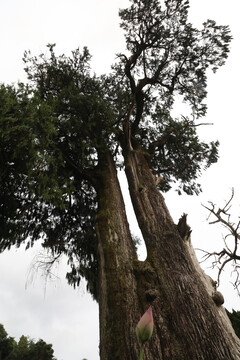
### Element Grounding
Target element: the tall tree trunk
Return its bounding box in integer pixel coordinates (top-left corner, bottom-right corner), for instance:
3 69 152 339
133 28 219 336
93 147 240 360
122 143 240 360
94 151 140 360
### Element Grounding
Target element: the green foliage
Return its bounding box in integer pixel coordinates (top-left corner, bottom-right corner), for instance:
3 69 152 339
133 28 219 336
0 0 232 298
0 324 15 359
0 324 56 360
226 309 240 338
148 115 219 194
114 0 230 192
0 48 106 299
119 0 231 118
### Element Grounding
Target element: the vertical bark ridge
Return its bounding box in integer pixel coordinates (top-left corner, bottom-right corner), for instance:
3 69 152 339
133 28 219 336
123 145 240 359
95 151 140 360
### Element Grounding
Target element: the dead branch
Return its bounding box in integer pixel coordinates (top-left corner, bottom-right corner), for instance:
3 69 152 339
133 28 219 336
26 251 62 295
201 188 240 294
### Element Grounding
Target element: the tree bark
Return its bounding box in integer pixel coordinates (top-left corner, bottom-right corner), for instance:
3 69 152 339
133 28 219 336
94 151 140 359
93 146 240 360
122 143 240 360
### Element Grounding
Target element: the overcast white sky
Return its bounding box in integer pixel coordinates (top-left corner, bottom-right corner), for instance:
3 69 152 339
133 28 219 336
0 1 240 359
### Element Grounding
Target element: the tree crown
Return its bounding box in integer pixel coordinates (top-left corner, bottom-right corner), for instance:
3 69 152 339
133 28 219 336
0 0 232 298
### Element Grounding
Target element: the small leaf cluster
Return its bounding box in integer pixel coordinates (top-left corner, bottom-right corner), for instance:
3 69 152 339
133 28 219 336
148 115 219 194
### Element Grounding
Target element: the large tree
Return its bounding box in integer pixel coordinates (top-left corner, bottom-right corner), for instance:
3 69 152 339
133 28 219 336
1 0 239 359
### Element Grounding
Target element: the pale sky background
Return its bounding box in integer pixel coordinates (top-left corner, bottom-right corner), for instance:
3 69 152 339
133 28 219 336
0 1 240 359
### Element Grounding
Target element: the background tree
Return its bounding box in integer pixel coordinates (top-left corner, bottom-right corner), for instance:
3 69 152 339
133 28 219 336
0 324 15 360
0 0 239 359
28 338 56 360
15 336 29 360
226 310 240 339
0 324 56 360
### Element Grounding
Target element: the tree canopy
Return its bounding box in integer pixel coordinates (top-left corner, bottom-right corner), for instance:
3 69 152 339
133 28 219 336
0 324 56 360
0 0 232 300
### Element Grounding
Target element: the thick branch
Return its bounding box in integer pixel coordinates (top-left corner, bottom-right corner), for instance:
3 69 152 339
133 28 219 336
148 130 175 156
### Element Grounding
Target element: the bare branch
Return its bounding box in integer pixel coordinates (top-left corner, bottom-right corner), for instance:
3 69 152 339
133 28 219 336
201 189 240 293
26 250 62 296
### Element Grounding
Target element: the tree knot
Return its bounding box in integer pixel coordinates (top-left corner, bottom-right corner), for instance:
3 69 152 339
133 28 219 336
212 291 224 307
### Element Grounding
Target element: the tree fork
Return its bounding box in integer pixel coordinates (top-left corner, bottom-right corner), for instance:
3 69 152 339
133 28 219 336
122 144 240 359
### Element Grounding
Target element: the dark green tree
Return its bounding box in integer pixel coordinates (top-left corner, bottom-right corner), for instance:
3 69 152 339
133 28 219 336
28 338 56 360
226 309 240 339
0 324 16 360
0 325 56 360
14 336 29 360
1 1 239 359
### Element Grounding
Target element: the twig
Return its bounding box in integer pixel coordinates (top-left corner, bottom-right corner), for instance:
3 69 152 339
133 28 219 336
200 189 240 293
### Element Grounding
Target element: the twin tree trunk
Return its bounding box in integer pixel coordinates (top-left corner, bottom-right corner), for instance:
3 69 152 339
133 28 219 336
94 148 240 360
